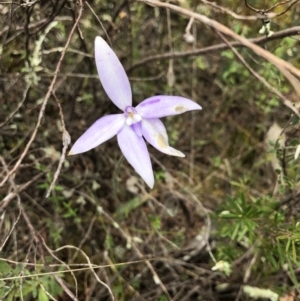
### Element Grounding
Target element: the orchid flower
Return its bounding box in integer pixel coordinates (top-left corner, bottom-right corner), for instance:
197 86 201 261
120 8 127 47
69 36 202 188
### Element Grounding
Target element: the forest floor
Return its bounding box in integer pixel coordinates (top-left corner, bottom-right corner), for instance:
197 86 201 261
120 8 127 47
1 0 300 300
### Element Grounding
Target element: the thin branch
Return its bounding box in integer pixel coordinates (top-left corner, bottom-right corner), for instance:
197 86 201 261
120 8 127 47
85 1 112 47
137 0 300 115
202 0 275 20
0 156 22 252
265 0 293 12
45 93 71 198
0 83 30 128
244 0 263 13
127 26 300 72
20 206 79 301
0 1 83 187
53 245 115 301
215 30 298 118
81 192 173 301
275 0 300 17
244 0 297 13
0 167 48 211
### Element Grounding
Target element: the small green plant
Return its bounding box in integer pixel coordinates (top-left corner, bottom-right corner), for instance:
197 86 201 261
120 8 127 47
216 189 300 288
0 260 63 301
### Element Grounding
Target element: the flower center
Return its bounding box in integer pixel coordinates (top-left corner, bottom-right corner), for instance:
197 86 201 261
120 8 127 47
124 106 142 126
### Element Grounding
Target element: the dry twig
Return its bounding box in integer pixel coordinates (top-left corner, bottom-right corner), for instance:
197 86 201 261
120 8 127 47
128 26 300 72
137 0 300 116
0 1 83 188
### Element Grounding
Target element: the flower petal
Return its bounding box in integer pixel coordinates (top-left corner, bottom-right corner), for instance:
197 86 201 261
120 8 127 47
131 122 142 137
95 36 132 110
117 125 154 188
142 119 185 157
136 96 202 118
69 114 125 155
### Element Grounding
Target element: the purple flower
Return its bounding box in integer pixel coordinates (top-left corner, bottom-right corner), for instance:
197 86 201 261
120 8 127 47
69 36 202 188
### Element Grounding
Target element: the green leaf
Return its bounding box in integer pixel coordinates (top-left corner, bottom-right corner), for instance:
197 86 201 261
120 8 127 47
231 223 240 240
221 50 234 59
287 258 298 286
38 287 49 301
116 197 146 218
149 215 161 230
0 260 12 275
237 224 248 241
196 56 208 70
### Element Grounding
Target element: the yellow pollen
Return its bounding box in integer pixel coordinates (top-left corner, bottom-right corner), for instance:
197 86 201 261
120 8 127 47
157 134 167 148
174 105 186 113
